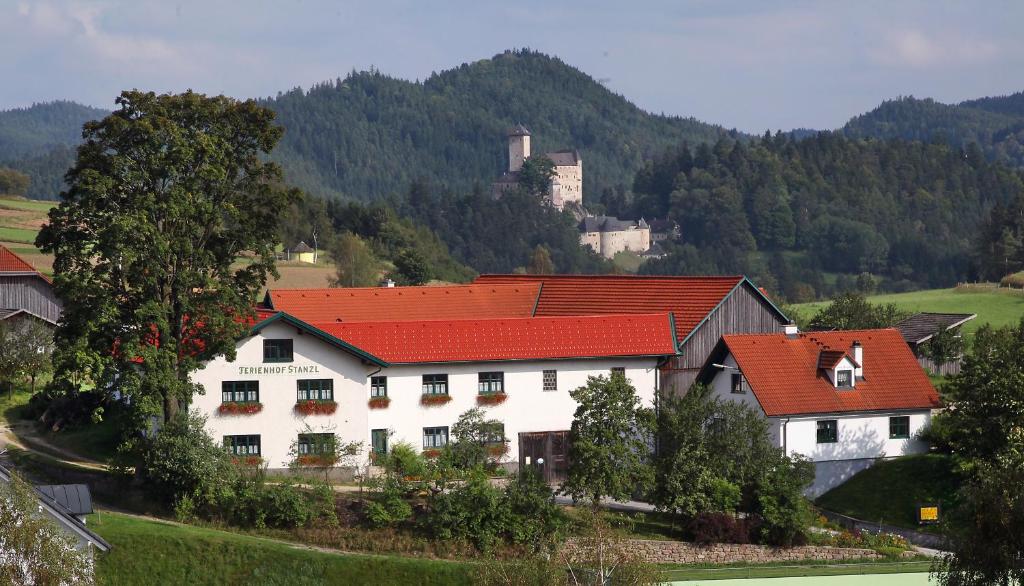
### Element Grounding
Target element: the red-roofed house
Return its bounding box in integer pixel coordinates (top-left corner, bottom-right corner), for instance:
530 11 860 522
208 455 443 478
0 244 61 325
191 311 678 480
697 326 941 496
475 274 790 392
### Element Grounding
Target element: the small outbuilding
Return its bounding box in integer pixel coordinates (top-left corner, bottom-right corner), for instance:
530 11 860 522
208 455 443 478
894 312 975 375
287 241 316 264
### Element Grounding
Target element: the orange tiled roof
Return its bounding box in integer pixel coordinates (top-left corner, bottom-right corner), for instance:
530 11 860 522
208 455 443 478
0 244 41 274
719 329 940 417
474 274 764 340
264 283 542 323
314 313 678 364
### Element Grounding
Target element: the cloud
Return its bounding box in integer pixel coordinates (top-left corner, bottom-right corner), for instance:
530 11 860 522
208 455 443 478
871 29 1000 68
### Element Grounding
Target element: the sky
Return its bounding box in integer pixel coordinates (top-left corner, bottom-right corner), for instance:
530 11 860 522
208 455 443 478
2 0 1023 132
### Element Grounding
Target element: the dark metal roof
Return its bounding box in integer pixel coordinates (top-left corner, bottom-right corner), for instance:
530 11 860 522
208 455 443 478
579 215 640 233
0 465 111 552
895 312 977 345
545 149 580 166
507 123 531 136
37 484 93 516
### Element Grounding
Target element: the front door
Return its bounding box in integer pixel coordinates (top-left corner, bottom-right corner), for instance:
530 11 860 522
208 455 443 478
518 431 571 483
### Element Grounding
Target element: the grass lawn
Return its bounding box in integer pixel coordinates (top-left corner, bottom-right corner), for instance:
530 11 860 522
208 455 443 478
816 454 959 531
89 511 475 586
792 286 1024 338
0 197 56 213
0 387 33 425
660 559 932 581
0 225 40 243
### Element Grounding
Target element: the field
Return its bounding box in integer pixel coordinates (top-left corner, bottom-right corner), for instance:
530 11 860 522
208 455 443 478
88 511 475 586
792 285 1024 336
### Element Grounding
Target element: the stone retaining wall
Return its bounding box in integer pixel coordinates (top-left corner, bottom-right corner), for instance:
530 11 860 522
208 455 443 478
566 539 880 565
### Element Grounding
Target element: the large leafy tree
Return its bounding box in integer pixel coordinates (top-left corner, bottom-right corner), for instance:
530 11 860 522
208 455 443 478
807 293 909 331
37 90 300 423
563 373 653 505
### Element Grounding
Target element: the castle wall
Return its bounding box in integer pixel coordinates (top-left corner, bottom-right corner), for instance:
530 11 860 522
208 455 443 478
581 227 651 259
552 164 582 208
509 135 530 173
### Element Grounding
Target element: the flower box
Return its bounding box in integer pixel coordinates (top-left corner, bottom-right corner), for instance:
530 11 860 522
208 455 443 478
232 455 264 467
368 396 391 409
487 443 510 457
420 394 452 407
296 454 336 467
218 402 263 416
476 392 508 406
422 448 442 459
294 400 338 416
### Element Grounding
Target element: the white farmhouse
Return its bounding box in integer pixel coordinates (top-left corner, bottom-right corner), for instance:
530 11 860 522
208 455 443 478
191 311 677 483
697 327 941 497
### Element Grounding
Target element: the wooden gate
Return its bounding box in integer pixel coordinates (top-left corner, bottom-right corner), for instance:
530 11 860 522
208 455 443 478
518 431 571 484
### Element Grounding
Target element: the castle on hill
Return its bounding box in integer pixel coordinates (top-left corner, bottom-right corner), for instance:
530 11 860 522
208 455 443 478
491 125 656 259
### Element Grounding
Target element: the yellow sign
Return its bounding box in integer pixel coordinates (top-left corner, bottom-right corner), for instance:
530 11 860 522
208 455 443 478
919 506 939 523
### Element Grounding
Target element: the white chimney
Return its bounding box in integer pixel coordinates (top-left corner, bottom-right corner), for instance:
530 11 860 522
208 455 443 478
852 341 863 377
784 323 799 339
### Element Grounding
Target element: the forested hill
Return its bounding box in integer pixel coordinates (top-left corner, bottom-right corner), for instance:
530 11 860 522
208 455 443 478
842 93 1024 168
0 101 109 198
628 133 1024 301
263 50 733 201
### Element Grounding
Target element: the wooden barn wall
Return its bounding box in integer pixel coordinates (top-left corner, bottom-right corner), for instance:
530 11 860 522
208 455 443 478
662 284 786 396
0 276 62 323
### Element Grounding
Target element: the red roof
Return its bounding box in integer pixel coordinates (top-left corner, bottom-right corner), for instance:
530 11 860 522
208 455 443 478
0 244 42 274
718 329 940 416
313 313 678 363
264 284 541 323
474 274 765 340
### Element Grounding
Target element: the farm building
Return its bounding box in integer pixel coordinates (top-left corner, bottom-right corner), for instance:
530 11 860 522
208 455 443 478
698 327 941 496
0 244 61 325
895 312 975 375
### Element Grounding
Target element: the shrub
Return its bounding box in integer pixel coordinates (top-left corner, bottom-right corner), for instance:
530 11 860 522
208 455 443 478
504 469 565 548
707 477 742 513
754 455 814 546
423 470 509 551
380 442 429 480
687 512 753 544
365 477 414 528
262 481 313 528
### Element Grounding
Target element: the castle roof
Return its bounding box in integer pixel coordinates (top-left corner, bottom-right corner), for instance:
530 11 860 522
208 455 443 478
579 215 641 233
546 150 580 166
494 171 521 184
507 123 531 137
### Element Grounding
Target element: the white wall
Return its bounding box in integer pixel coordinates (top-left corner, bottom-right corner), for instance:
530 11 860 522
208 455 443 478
191 321 375 468
368 357 658 462
193 324 660 468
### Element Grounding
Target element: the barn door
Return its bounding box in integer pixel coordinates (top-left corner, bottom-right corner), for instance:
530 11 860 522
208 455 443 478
519 431 571 483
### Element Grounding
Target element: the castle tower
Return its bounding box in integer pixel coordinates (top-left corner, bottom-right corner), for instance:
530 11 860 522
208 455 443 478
507 123 531 173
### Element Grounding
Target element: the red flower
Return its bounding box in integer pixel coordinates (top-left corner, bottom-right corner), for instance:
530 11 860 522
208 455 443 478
218 402 263 416
422 448 442 459
476 393 508 406
297 454 337 467
487 443 510 457
232 456 264 467
420 394 452 407
368 396 391 409
294 400 338 415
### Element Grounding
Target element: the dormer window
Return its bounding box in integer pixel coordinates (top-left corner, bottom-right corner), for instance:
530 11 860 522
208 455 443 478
836 369 853 389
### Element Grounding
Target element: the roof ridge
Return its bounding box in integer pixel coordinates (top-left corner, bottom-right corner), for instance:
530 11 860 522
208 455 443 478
309 311 673 327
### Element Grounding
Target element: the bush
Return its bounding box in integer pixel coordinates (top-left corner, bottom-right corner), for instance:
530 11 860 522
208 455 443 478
423 470 509 551
708 478 742 513
754 455 814 546
381 441 429 480
365 477 414 528
686 512 760 544
134 410 238 507
262 481 313 528
503 469 565 548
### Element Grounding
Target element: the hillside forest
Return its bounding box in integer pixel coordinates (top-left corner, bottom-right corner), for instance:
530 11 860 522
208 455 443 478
2 50 1024 300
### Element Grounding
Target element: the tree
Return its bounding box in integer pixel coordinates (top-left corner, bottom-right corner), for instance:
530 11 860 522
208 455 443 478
517 156 556 199
0 470 94 585
526 245 555 275
288 425 363 482
808 293 910 331
0 167 30 195
392 248 432 285
328 232 381 287
563 373 653 505
752 453 815 546
37 90 300 423
17 319 53 394
923 326 965 371
0 321 29 399
444 408 507 470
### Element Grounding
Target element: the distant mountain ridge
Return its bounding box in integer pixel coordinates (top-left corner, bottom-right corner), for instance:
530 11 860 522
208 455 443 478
842 92 1024 168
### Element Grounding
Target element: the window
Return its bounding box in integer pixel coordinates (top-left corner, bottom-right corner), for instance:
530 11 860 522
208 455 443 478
221 381 259 403
889 416 910 439
730 373 744 394
422 426 449 449
610 367 626 378
836 370 853 388
816 420 838 444
370 376 388 398
297 379 333 402
263 339 293 362
484 423 506 445
543 369 557 392
422 374 448 395
478 372 504 394
371 429 388 455
297 433 334 455
224 435 261 456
